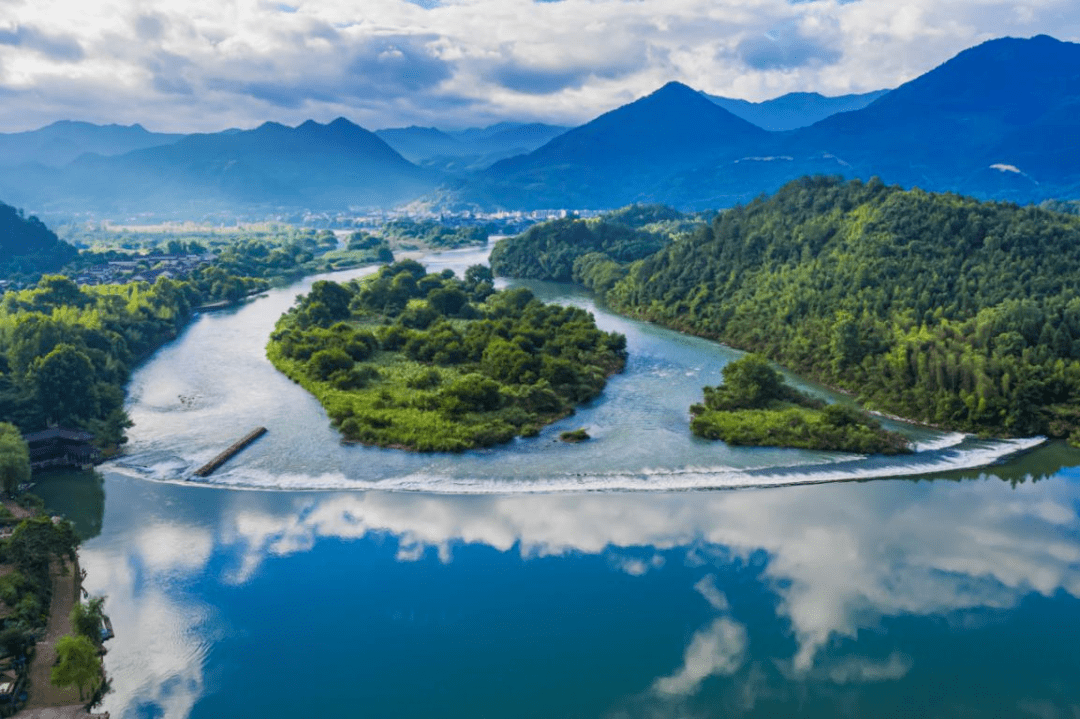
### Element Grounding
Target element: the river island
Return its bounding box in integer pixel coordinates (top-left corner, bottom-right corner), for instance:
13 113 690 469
267 260 627 451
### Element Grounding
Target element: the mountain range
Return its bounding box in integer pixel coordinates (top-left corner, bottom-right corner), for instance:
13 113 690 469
704 90 889 131
0 118 438 218
454 34 1080 210
0 34 1076 220
0 121 183 168
374 122 570 170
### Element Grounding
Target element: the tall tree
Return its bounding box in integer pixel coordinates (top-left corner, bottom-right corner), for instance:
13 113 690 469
51 634 102 700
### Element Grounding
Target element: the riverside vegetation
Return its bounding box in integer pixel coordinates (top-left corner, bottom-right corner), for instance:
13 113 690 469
491 176 1080 442
690 354 910 453
266 260 627 451
0 213 396 452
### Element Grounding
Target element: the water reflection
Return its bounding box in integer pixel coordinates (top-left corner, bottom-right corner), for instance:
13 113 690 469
216 475 1080 672
32 469 105 539
81 524 212 719
85 454 1080 718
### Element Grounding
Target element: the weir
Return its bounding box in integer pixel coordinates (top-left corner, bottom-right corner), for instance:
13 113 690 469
193 427 268 477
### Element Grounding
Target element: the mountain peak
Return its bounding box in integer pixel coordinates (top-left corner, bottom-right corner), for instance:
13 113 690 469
595 80 767 137
653 80 697 95
639 81 716 108
328 117 358 130
488 77 768 183
867 33 1079 117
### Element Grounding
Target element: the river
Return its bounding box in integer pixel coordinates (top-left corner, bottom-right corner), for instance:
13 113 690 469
45 243 1080 718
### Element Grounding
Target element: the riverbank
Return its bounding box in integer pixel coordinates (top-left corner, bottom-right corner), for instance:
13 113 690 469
22 557 84 713
0 497 107 717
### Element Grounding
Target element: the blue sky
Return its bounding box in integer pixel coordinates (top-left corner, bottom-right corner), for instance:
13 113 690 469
0 0 1076 133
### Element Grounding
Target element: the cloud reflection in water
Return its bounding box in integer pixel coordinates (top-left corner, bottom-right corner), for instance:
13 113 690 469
87 469 1080 717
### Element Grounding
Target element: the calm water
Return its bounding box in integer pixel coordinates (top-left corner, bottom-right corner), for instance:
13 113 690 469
47 244 1080 718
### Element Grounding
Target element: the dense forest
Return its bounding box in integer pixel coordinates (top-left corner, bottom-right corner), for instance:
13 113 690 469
488 204 700 285
690 354 910 453
0 202 78 280
0 220 385 450
493 177 1080 440
267 260 626 451
378 219 490 250
0 275 201 449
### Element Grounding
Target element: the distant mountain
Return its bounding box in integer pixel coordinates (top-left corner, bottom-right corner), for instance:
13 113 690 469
374 126 465 164
446 35 1080 211
5 35 1077 219
457 82 771 209
447 122 569 155
788 34 1080 199
0 201 77 276
0 118 441 218
376 122 569 171
705 90 889 131
0 121 183 168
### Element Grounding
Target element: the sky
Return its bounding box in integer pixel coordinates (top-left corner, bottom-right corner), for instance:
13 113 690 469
0 0 1077 134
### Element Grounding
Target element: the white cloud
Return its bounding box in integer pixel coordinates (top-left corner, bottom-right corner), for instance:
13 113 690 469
205 475 1080 680
652 617 749 695
133 522 214 575
824 652 914 684
0 0 1077 131
694 574 730 611
75 462 1080 717
80 541 211 719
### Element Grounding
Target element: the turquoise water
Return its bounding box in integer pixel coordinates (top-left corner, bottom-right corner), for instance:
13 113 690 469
59 244 1080 718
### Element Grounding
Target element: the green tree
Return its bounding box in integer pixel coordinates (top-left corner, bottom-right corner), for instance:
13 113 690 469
70 595 107 642
51 634 102 700
0 422 30 494
31 343 98 425
705 354 785 410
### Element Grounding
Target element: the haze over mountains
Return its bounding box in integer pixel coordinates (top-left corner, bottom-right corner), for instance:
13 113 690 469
0 34 1076 220
0 118 438 219
374 123 570 171
705 90 889 132
0 121 184 168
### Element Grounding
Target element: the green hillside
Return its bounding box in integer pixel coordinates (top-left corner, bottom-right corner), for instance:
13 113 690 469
0 202 78 278
495 176 1080 439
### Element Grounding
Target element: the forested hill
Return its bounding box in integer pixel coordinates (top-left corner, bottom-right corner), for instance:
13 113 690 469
488 204 698 284
0 201 78 277
495 177 1080 439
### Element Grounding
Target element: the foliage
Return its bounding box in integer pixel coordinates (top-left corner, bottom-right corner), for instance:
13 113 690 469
0 202 78 281
51 633 102 700
0 625 34 659
689 355 910 453
0 274 200 440
70 595 107 642
5 515 79 572
0 422 30 494
1039 199 1080 216
559 428 590 443
0 516 81 630
267 261 627 451
496 176 1080 438
0 215 365 447
378 219 490 250
489 209 684 283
